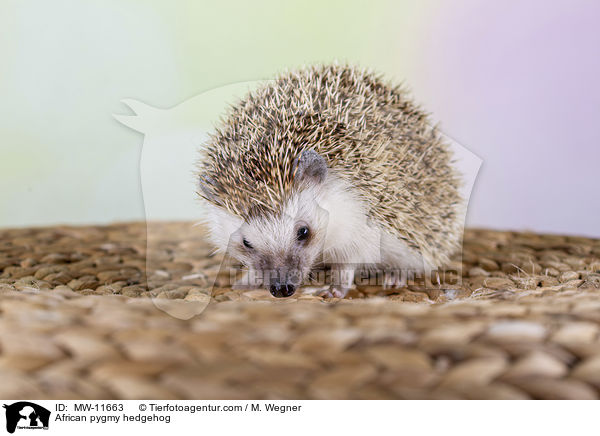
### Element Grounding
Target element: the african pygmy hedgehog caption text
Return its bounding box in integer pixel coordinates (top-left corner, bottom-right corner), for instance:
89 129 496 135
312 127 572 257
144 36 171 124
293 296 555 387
2 401 303 434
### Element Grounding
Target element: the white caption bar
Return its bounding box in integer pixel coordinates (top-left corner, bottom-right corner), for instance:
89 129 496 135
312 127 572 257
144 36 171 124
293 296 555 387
0 400 596 436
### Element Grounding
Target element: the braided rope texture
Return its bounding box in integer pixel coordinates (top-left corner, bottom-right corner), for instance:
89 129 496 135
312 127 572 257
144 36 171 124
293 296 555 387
1 222 599 399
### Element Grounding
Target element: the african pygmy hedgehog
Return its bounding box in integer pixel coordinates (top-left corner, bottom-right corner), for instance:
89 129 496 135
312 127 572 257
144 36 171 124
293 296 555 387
197 64 463 298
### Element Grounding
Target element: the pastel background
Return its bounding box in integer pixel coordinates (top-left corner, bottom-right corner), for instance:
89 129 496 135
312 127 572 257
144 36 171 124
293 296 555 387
1 0 599 236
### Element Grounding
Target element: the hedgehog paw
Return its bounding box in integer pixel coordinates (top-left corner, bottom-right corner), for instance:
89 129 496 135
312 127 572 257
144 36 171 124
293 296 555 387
319 286 350 299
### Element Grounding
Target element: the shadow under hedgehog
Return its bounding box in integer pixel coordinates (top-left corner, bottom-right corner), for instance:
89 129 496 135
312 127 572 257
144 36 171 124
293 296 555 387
197 64 464 298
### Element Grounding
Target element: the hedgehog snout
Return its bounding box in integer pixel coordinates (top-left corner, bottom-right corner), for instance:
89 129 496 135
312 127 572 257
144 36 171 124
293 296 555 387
267 268 302 298
269 282 295 298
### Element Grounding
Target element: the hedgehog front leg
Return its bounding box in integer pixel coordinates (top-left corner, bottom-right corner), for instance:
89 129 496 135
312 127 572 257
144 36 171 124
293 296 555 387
320 265 355 298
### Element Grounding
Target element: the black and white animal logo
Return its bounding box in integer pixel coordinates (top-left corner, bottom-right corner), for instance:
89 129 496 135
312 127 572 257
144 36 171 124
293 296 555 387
3 402 50 434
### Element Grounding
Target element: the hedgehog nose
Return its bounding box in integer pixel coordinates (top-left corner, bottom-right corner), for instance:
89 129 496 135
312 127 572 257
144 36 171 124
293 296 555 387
270 283 295 298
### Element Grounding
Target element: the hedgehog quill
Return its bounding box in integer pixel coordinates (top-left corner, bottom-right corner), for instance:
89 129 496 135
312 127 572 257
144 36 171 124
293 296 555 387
197 64 463 298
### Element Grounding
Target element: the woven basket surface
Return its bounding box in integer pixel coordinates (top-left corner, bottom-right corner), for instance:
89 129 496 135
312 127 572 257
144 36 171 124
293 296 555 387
1 222 599 399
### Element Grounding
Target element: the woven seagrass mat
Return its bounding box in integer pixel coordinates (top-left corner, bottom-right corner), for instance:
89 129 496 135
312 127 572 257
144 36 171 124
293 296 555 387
1 222 599 399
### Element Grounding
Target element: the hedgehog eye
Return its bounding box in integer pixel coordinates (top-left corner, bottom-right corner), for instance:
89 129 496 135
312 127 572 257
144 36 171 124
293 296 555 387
242 238 253 249
296 226 310 241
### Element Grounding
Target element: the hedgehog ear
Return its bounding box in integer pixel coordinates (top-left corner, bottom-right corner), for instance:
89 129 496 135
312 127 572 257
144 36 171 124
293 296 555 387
294 150 328 185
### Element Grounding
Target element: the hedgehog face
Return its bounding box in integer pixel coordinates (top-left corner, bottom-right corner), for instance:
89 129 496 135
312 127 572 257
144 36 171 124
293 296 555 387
230 191 330 297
